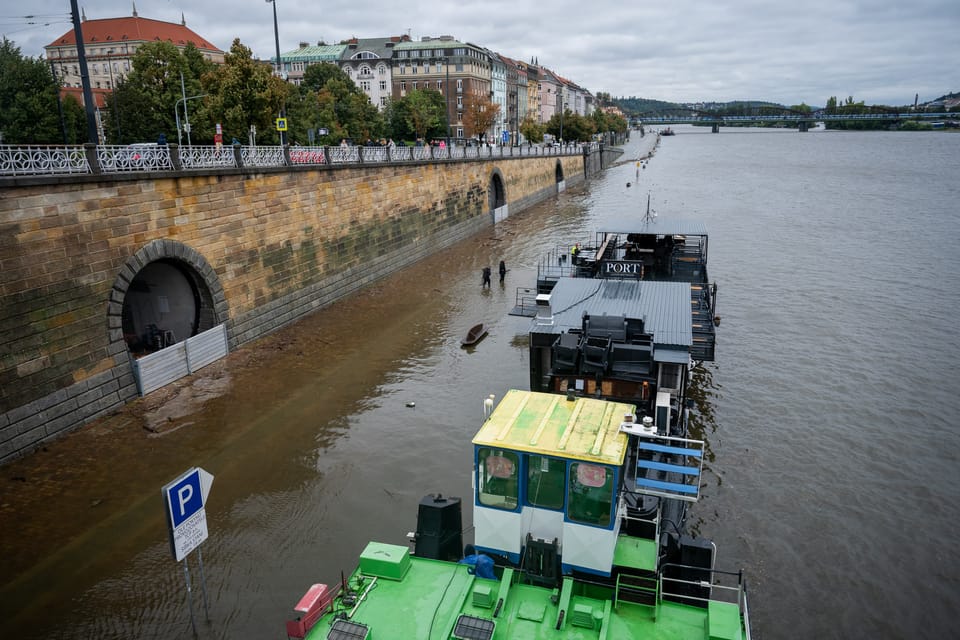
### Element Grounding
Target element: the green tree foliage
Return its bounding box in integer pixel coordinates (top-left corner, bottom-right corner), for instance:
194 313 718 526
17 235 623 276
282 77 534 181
201 39 286 145
546 108 595 142
280 62 384 145
0 38 65 144
519 115 545 143
591 109 627 135
101 41 215 145
402 89 446 141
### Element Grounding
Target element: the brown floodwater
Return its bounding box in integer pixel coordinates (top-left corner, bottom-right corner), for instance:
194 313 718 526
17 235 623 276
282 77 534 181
1 136 658 639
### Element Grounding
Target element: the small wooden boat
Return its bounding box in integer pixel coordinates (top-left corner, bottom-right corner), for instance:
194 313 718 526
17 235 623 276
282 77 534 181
460 323 488 347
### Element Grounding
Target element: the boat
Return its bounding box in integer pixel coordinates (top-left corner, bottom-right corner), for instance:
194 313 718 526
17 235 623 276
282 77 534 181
461 323 489 347
513 195 718 362
284 390 751 639
505 197 720 573
661 127 675 136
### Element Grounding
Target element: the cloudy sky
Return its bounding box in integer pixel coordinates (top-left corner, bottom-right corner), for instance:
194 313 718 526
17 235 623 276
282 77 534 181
4 0 958 107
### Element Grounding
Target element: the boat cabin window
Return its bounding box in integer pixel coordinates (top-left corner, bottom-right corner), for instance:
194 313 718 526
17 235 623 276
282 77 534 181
659 363 683 391
477 448 519 510
567 463 614 527
525 455 565 510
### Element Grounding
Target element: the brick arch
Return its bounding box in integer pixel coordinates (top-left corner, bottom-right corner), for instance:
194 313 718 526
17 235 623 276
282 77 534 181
106 239 230 351
488 168 507 209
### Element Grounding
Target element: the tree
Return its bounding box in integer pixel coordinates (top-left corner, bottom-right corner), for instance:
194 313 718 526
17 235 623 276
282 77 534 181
461 92 500 141
519 115 545 143
402 89 446 141
101 41 211 145
0 38 65 144
201 39 285 145
546 108 595 142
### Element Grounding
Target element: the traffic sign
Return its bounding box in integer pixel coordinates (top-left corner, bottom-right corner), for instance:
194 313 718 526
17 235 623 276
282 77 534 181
276 117 288 131
163 467 214 561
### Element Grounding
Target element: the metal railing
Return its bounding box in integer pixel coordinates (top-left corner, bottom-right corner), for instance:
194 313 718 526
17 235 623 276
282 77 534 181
0 141 595 178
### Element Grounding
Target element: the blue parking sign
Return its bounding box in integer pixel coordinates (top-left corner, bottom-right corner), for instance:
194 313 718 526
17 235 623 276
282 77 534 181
166 469 204 527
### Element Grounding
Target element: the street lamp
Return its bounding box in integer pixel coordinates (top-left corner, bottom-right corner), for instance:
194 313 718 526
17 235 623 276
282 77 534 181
444 53 451 147
176 72 207 146
266 0 286 146
106 49 122 143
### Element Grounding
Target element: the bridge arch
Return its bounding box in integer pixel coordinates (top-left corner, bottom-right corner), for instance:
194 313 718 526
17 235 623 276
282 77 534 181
109 239 229 354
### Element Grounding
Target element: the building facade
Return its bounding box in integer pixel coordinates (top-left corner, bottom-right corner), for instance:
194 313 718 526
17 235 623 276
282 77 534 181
45 9 224 97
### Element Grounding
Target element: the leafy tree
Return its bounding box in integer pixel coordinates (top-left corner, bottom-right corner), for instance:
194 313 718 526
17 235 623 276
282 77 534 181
461 92 500 141
0 38 65 144
201 39 286 145
403 89 446 141
519 115 545 143
384 97 415 142
101 41 206 144
546 108 595 142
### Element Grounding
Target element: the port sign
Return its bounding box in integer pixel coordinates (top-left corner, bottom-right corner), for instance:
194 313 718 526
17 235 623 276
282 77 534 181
163 467 214 562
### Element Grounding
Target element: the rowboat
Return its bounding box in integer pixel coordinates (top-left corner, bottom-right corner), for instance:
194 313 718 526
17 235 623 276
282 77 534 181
461 323 488 347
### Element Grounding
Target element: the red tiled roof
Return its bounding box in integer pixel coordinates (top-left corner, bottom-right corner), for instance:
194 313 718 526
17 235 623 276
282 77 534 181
47 16 222 53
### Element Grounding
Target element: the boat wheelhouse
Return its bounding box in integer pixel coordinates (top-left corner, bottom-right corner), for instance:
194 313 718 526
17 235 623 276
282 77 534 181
285 390 751 640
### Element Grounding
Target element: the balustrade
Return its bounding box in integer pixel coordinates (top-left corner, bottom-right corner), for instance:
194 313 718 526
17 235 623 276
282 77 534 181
0 141 595 178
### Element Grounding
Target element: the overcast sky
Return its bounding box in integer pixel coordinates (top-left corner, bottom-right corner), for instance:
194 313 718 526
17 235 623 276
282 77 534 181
4 0 958 107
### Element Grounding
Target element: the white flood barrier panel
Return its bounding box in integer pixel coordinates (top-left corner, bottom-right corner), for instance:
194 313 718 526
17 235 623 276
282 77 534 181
134 324 228 395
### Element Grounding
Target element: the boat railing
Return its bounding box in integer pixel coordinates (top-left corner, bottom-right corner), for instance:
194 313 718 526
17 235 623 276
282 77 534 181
658 562 748 611
512 287 540 316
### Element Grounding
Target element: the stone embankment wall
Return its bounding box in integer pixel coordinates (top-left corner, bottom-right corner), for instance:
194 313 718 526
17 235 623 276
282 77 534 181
0 150 607 464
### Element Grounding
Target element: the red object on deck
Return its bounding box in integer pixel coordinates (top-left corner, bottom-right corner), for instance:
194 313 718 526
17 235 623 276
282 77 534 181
285 583 335 639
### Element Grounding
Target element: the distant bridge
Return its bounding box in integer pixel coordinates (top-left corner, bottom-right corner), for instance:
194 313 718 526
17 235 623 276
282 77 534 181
631 106 953 132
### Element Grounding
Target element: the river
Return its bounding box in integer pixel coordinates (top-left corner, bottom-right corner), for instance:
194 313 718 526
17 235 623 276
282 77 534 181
1 127 957 639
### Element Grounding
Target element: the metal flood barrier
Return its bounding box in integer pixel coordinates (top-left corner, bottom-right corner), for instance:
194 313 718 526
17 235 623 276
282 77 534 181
132 324 228 396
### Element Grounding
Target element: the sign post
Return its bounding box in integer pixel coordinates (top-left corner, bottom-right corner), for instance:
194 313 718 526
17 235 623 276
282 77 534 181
163 467 214 633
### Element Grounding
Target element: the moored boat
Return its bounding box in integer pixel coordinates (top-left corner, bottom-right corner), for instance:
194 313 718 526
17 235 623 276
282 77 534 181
461 323 489 347
285 390 750 639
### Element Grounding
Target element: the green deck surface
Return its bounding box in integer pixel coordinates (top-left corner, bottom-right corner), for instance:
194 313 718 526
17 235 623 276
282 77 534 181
613 535 659 573
302 547 744 640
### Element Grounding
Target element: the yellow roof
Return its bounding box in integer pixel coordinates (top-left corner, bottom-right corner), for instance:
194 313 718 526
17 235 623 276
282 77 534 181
473 390 632 465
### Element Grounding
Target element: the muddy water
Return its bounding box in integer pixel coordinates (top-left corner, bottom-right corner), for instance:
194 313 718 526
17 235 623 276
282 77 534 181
0 137 658 639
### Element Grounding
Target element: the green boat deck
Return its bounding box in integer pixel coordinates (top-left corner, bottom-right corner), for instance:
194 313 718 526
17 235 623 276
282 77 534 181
302 542 744 640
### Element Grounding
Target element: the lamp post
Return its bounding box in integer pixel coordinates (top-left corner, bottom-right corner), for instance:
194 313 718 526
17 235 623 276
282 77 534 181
559 98 564 145
107 49 121 143
266 0 286 146
445 53 451 147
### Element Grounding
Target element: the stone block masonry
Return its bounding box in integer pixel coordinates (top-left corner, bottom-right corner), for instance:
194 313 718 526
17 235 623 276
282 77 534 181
0 150 602 464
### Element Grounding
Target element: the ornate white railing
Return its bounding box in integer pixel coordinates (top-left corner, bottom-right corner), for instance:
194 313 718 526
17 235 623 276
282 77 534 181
0 145 90 176
179 145 235 169
0 141 596 178
97 144 174 173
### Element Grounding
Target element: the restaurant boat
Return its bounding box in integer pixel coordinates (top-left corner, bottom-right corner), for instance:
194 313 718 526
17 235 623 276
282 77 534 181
285 390 750 639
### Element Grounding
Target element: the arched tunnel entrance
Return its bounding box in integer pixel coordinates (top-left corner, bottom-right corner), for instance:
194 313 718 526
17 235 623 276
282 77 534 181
121 259 216 353
489 170 508 223
111 239 230 394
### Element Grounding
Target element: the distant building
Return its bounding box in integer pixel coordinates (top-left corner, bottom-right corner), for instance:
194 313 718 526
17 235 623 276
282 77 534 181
45 7 223 104
391 36 492 141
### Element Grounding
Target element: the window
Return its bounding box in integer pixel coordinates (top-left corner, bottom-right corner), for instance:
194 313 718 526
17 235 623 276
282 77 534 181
379 81 386 91
567 463 614 527
400 81 406 91
477 448 519 510
436 62 442 73
526 456 565 509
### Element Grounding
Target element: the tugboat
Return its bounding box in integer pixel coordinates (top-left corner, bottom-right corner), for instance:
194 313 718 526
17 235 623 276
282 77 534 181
284 390 751 639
